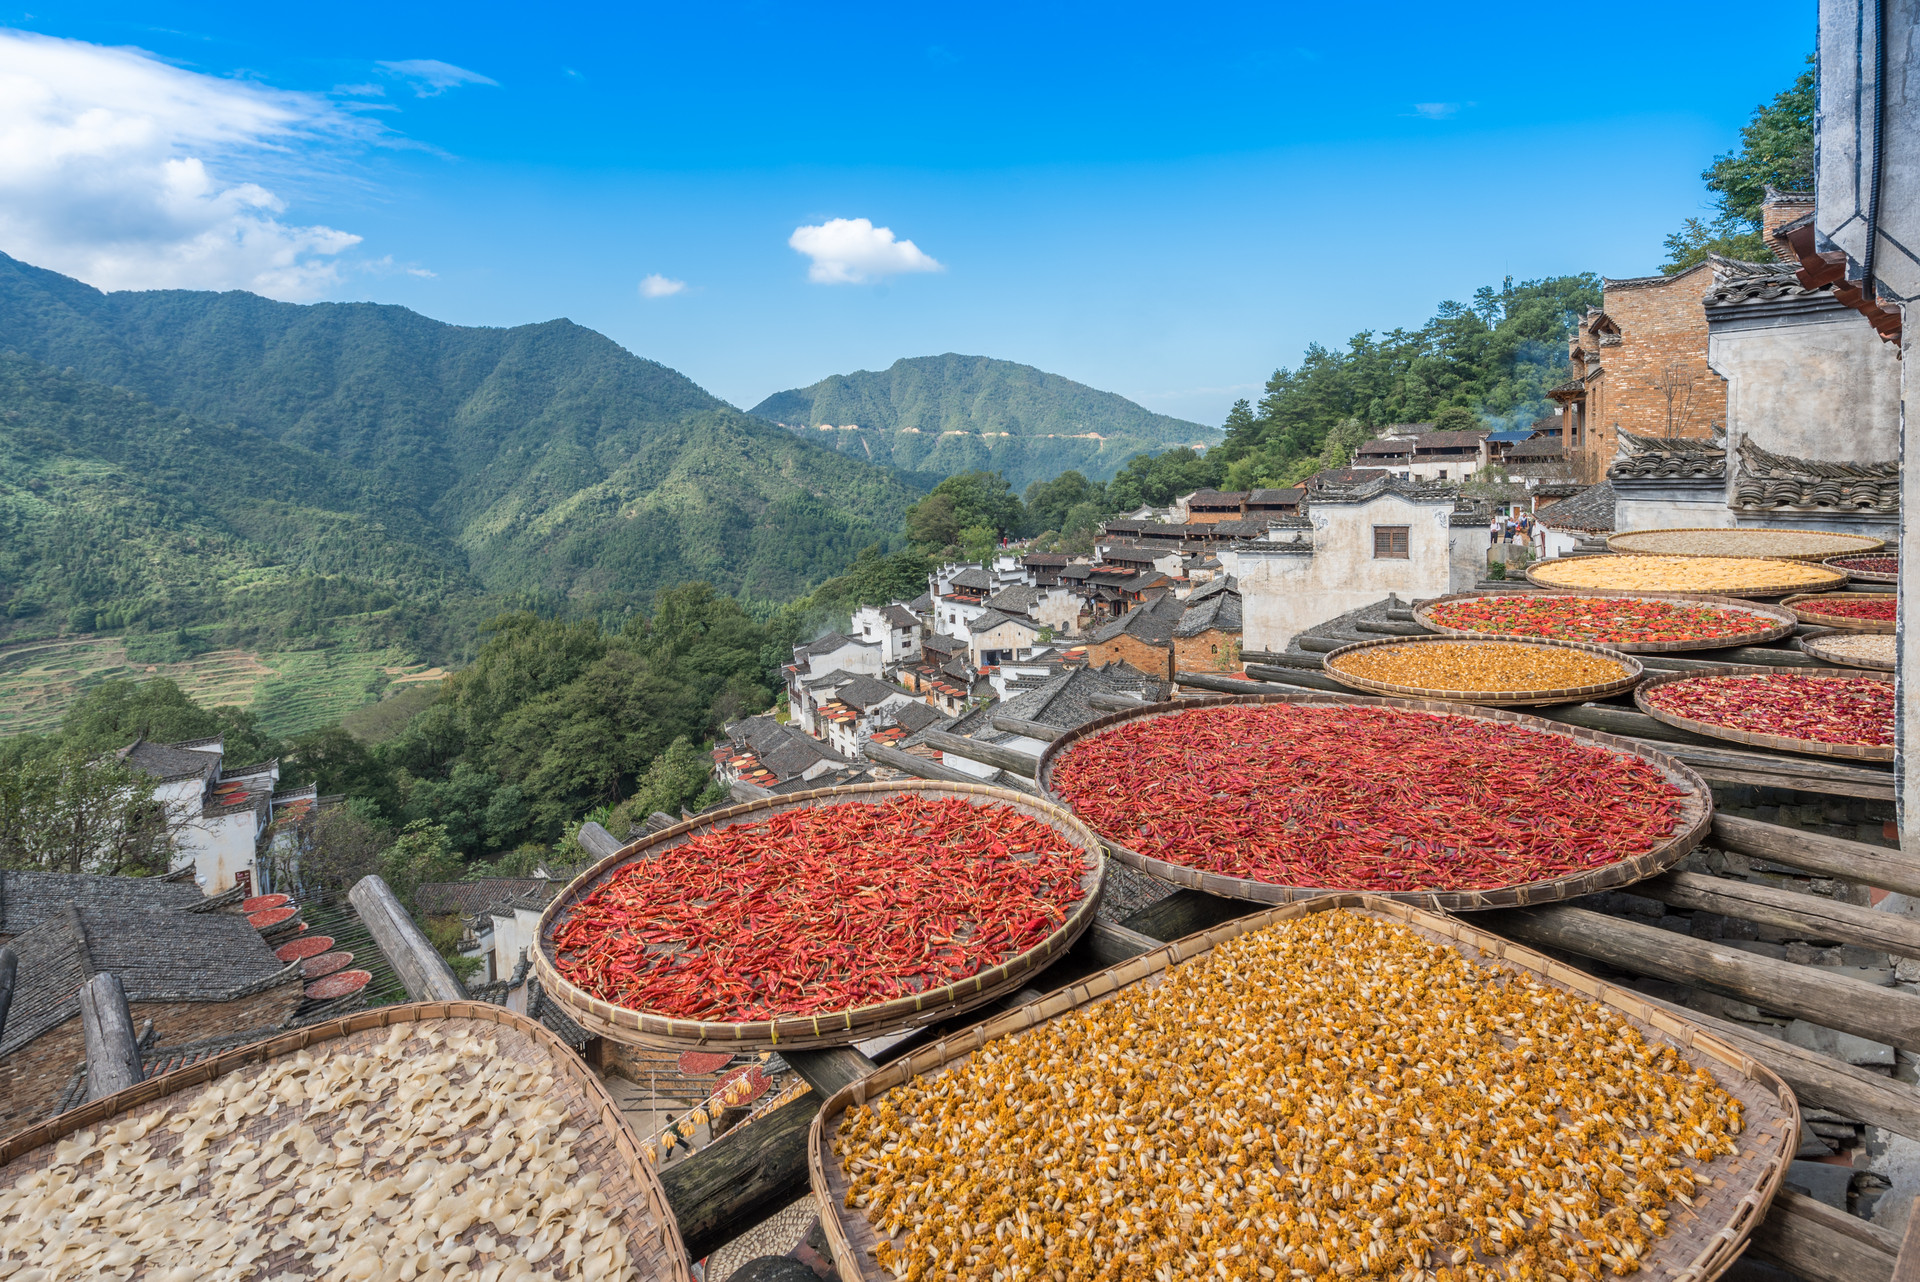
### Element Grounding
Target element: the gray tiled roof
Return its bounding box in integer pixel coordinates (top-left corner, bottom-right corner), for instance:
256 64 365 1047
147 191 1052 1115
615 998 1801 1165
947 567 993 591
415 878 551 917
0 905 297 1056
1535 481 1617 533
908 592 932 612
884 701 947 733
983 585 1042 616
881 604 921 629
967 609 1041 636
835 674 913 711
0 870 205 938
1174 586 1241 638
1088 594 1184 647
1732 438 1897 513
921 633 968 655
1609 427 1726 481
803 631 864 656
118 739 222 784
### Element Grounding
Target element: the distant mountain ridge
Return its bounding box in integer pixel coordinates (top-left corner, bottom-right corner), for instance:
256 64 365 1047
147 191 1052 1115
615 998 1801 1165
0 253 919 624
751 353 1219 490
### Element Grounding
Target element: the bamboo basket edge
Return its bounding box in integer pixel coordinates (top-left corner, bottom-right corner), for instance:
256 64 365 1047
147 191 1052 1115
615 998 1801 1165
1633 666 1896 762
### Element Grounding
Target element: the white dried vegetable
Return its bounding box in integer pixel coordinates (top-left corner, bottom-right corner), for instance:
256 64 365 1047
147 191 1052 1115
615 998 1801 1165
0 1024 642 1280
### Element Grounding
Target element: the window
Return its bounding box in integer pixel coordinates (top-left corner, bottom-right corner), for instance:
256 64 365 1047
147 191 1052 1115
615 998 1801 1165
1374 526 1410 559
1437 469 1448 480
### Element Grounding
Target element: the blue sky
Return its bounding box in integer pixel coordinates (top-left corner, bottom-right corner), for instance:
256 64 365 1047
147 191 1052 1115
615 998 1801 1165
1 3 1812 425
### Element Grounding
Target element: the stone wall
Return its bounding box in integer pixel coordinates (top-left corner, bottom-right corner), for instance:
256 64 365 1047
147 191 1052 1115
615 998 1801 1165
1084 633 1171 680
1172 629 1240 674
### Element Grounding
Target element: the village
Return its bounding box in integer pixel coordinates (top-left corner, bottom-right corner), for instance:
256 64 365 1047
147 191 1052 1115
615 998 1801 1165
0 4 1915 1282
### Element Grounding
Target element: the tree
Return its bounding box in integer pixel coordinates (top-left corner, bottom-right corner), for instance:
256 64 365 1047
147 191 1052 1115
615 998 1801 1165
0 746 185 875
286 725 400 820
378 819 462 912
56 678 284 766
905 493 961 549
1022 471 1104 536
1662 54 1813 273
270 803 391 898
1429 406 1481 433
959 524 999 564
621 736 716 825
927 472 1023 535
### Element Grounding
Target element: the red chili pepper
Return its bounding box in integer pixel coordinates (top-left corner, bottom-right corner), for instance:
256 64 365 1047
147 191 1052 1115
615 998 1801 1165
549 794 1086 1022
1425 595 1769 644
1643 673 1893 747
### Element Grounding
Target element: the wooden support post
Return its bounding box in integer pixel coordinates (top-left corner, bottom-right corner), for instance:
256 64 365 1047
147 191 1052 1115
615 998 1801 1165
1083 919 1162 966
1087 693 1152 712
785 1047 878 1099
991 715 1065 742
1749 1189 1897 1282
577 821 623 860
919 729 1042 778
1712 814 1920 899
660 1090 817 1261
349 874 468 1003
1201 666 1351 695
0 946 17 1045
79 972 143 1102
1489 905 1920 1052
861 743 982 785
1173 672 1297 697
1243 652 1327 673
1639 870 1920 960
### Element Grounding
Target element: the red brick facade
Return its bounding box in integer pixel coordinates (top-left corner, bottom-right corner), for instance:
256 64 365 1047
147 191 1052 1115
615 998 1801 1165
1085 634 1172 681
1173 629 1241 674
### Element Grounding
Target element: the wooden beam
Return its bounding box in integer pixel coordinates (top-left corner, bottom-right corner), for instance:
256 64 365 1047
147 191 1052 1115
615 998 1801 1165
784 1047 878 1099
919 729 1042 778
0 947 18 1045
1203 666 1351 696
1352 621 1433 637
1639 871 1920 959
1084 919 1162 966
1489 905 1920 1052
660 1088 817 1261
348 874 468 1003
1087 693 1152 712
991 715 1065 742
1244 652 1327 673
1288 635 1366 654
1895 1208 1920 1282
577 821 623 861
1173 672 1298 697
1659 742 1892 787
862 743 982 785
1522 703 1723 748
1749 1189 1896 1282
1712 814 1920 899
79 972 143 1102
1628 985 1920 1142
1119 888 1251 942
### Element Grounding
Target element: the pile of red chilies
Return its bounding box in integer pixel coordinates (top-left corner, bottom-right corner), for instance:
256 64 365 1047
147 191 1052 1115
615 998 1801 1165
1644 674 1893 746
550 795 1087 1022
1048 704 1687 892
1424 595 1764 644
1798 595 1896 622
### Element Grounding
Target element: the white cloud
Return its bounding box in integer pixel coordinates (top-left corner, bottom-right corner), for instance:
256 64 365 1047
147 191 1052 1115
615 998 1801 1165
788 217 943 284
0 29 370 298
377 59 498 97
1411 102 1459 119
639 273 685 298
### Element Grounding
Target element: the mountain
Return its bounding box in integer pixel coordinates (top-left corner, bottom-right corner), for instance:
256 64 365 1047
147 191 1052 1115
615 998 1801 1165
0 254 920 623
750 354 1220 490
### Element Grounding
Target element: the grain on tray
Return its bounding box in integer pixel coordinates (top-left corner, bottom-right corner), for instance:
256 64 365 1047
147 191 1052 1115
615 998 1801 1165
1807 633 1895 665
1795 595 1896 622
1643 673 1893 747
1828 555 1898 576
1611 529 1880 559
1531 555 1842 594
1424 596 1769 645
550 794 1088 1023
1329 640 1629 692
0 1023 640 1280
1049 704 1688 892
835 909 1743 1282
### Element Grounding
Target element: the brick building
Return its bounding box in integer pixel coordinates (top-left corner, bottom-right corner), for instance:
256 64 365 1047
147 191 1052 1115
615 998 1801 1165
1171 578 1243 673
1552 264 1729 482
1083 593 1185 680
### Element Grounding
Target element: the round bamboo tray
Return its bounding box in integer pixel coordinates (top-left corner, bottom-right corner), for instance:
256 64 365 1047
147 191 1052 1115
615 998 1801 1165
1608 527 1884 561
1034 692 1712 911
1799 630 1896 671
1322 635 1643 706
1526 555 1848 599
809 894 1797 1282
1824 553 1899 584
1413 590 1797 653
1635 666 1896 762
1780 591 1897 633
533 780 1108 1052
0 1001 690 1281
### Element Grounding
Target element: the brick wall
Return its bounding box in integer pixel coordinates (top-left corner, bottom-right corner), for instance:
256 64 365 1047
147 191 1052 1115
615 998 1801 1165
1085 634 1172 680
0 979 304 1133
1173 630 1241 674
1571 264 1728 478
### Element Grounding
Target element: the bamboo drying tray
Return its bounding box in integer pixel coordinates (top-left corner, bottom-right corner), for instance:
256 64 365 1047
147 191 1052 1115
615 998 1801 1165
1779 591 1897 633
533 780 1107 1052
1634 666 1896 762
1799 630 1896 671
0 1001 690 1281
1526 555 1847 599
1322 634 1643 706
1034 691 1712 911
809 895 1797 1282
1824 553 1899 584
1413 590 1797 653
1607 527 1884 561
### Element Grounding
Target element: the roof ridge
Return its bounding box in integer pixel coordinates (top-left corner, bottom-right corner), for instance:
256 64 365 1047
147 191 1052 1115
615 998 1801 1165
65 903 95 980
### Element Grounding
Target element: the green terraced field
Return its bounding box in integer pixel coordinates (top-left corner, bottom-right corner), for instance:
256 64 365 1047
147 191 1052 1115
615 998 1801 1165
0 634 440 738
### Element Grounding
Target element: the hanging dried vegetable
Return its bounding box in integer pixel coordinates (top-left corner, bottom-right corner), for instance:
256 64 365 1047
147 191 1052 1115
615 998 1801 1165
1642 673 1893 747
1329 641 1630 692
835 909 1745 1282
1794 595 1896 622
1048 704 1687 892
550 794 1089 1022
1425 596 1770 645
1531 555 1844 594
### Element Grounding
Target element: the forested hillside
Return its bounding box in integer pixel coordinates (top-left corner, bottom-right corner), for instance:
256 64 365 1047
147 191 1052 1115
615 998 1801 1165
751 353 1219 489
0 254 919 610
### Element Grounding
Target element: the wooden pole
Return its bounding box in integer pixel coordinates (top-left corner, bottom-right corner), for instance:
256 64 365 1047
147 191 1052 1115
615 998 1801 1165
79 972 143 1102
1489 905 1920 1052
1639 870 1920 960
0 946 18 1045
1749 1188 1897 1282
1712 814 1920 899
991 714 1065 742
1173 672 1298 697
577 821 624 860
348 874 468 1003
861 743 982 785
918 729 1042 778
1196 666 1351 695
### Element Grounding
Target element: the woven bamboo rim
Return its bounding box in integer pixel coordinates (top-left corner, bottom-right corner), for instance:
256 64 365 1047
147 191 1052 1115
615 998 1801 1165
1779 591 1897 633
0 1001 690 1281
1823 553 1899 584
532 780 1107 1052
1607 527 1884 561
1322 634 1643 707
808 895 1797 1282
1526 555 1848 599
1033 692 1713 911
1413 590 1798 654
1635 666 1896 762
1799 630 1896 671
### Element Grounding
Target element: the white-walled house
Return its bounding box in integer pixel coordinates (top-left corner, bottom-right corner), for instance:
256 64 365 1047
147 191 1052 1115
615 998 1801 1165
851 603 924 662
120 737 317 895
785 632 882 731
816 675 919 759
929 566 995 637
967 611 1045 668
1232 479 1485 653
982 584 1081 637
